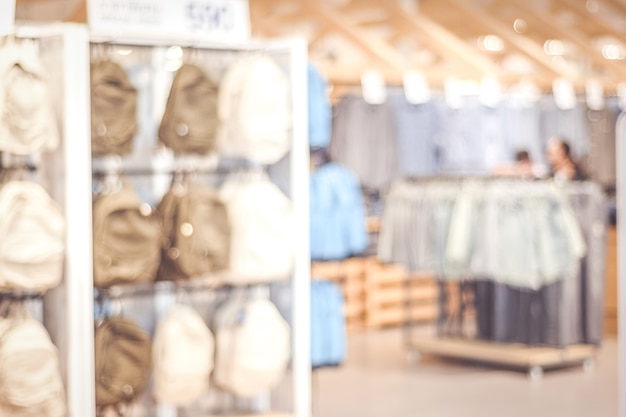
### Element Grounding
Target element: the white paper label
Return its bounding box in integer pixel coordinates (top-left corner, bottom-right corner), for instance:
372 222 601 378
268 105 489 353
0 0 15 36
361 70 387 104
88 0 250 41
552 78 577 110
479 75 502 108
585 79 605 111
403 70 430 104
444 77 464 109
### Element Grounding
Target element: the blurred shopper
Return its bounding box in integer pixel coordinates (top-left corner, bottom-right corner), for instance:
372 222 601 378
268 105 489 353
546 137 588 181
493 149 545 179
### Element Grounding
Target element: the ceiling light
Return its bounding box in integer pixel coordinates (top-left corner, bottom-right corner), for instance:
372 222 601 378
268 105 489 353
544 39 564 56
513 18 527 33
478 35 504 52
586 0 600 13
602 44 625 60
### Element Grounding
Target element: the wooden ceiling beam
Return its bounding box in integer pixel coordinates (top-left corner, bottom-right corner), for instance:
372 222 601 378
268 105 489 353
249 0 296 37
509 0 626 79
442 0 578 80
308 25 330 46
69 0 86 22
601 0 626 17
383 0 499 78
558 0 626 39
295 0 410 72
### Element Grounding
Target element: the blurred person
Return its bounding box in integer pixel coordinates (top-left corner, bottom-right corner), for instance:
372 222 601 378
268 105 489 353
492 149 546 179
546 137 588 181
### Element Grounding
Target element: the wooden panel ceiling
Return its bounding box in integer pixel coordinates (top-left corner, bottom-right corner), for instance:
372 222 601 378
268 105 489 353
249 0 626 90
14 0 626 90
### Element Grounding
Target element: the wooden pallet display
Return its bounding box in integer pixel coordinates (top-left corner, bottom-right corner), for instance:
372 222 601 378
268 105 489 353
409 337 596 379
311 258 367 330
363 259 439 329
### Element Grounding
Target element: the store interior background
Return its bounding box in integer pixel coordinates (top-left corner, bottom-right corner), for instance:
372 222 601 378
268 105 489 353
13 0 624 416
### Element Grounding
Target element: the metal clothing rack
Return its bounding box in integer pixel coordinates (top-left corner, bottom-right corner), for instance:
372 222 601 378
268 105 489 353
391 177 602 379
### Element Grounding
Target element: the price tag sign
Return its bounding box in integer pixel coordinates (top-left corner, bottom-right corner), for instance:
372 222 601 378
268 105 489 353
0 0 15 36
88 0 250 41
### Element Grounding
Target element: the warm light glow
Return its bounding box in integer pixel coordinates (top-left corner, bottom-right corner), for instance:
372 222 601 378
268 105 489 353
513 18 527 33
165 46 184 72
602 44 626 60
166 45 183 60
586 0 600 13
544 39 565 56
478 35 504 52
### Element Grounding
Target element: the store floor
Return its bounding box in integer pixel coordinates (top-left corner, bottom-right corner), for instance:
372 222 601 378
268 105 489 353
313 329 618 417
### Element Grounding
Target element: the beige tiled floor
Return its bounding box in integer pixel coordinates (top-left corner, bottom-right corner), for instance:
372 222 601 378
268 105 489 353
314 329 618 417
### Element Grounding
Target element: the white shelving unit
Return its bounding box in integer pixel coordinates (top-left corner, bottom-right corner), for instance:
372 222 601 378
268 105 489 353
6 22 95 417
86 33 311 417
2 23 310 417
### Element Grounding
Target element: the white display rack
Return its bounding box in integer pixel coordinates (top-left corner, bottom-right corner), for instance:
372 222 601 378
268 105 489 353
7 22 95 417
2 23 310 417
87 34 311 417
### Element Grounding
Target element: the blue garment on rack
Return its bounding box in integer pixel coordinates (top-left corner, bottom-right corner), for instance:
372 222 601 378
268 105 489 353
310 162 369 260
310 279 346 368
308 64 332 148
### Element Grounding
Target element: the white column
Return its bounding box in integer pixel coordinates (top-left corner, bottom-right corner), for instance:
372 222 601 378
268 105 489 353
63 24 96 417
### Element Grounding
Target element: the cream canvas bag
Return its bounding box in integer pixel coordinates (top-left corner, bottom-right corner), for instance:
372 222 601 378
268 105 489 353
213 297 290 397
152 304 215 405
217 54 291 165
0 37 59 155
219 172 294 284
0 180 65 292
0 309 66 417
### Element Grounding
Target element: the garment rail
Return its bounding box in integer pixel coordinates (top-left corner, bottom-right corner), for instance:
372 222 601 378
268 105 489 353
379 177 606 379
94 279 277 300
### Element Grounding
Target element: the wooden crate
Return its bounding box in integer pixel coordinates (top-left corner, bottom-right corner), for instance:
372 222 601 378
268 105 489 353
311 258 367 330
363 259 439 329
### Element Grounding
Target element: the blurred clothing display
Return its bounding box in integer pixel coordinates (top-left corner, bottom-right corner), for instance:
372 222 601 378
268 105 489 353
328 92 617 189
329 95 398 191
378 178 606 347
310 162 369 261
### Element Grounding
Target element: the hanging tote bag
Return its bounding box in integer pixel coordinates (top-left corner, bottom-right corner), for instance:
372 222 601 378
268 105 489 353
0 306 66 417
152 304 215 405
0 180 65 292
159 63 219 155
217 54 291 164
92 184 162 288
219 172 294 284
90 60 138 156
0 37 59 155
94 316 152 416
157 181 231 281
213 297 291 397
